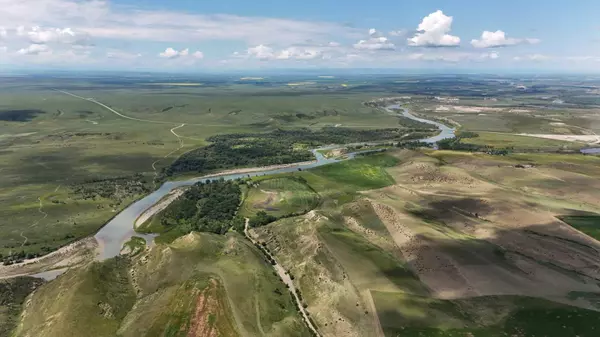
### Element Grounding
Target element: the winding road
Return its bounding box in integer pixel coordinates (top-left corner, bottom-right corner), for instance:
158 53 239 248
244 219 321 337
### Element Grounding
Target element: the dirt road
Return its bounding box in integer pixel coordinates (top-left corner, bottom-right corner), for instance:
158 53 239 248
244 219 321 337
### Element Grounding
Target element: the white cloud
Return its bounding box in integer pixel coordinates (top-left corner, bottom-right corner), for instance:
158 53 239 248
328 41 341 47
20 26 90 45
408 51 499 63
408 10 460 47
0 27 6 39
479 51 499 60
0 0 357 46
389 30 409 38
513 54 550 61
354 37 395 50
107 50 142 59
0 46 7 53
159 47 179 59
17 44 50 55
246 44 275 60
158 47 201 59
353 29 395 50
471 30 540 48
245 45 323 61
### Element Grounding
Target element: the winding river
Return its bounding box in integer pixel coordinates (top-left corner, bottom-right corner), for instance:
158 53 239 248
94 105 456 259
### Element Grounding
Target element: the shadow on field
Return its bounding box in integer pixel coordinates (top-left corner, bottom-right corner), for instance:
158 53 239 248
408 197 495 223
0 109 46 122
397 200 600 299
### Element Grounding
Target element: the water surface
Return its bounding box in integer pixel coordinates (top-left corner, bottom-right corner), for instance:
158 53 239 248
95 105 455 259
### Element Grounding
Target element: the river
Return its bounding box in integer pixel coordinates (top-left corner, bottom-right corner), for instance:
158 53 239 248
93 105 455 259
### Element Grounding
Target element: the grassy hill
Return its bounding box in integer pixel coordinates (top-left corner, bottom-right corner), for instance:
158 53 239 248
14 233 310 337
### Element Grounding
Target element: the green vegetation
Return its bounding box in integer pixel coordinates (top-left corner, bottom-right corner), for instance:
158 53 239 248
14 257 136 337
559 215 600 240
14 232 311 337
460 131 583 152
309 154 399 190
373 292 600 337
241 177 320 218
158 180 243 236
120 236 146 256
0 277 45 336
164 127 414 178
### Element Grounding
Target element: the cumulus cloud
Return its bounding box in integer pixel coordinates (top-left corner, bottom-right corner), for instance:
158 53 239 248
0 27 6 39
245 45 323 61
353 29 395 50
471 30 540 48
408 10 460 47
19 26 91 45
158 47 202 59
246 44 275 60
17 44 50 55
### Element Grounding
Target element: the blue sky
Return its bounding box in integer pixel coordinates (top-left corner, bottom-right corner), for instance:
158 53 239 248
0 0 599 72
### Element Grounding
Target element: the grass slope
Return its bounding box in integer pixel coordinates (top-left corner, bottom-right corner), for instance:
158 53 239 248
0 277 44 337
14 232 310 337
240 177 320 218
373 292 600 337
559 215 600 241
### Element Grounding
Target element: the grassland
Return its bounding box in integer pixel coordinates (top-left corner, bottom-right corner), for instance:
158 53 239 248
459 131 584 151
559 215 600 241
248 146 600 336
0 76 405 259
373 292 600 337
14 232 311 337
0 277 44 336
240 177 320 218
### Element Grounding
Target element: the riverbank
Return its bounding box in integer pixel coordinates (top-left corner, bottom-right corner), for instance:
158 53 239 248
2 103 453 277
134 188 185 229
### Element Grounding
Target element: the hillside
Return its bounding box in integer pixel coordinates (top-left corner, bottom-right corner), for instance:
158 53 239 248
13 233 310 337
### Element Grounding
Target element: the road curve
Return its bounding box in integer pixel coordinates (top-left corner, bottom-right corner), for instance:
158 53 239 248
244 219 321 337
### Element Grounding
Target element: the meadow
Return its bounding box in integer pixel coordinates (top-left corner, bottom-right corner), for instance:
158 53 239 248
0 75 405 259
2 73 598 259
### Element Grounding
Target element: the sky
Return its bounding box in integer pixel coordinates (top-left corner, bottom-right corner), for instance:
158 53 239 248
0 0 599 72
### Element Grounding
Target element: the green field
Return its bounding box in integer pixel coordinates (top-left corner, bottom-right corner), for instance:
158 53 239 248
240 177 320 218
0 79 403 259
373 292 600 337
458 131 584 151
559 215 600 240
308 154 399 190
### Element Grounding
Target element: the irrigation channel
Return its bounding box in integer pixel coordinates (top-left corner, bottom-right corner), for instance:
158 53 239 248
29 105 456 333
